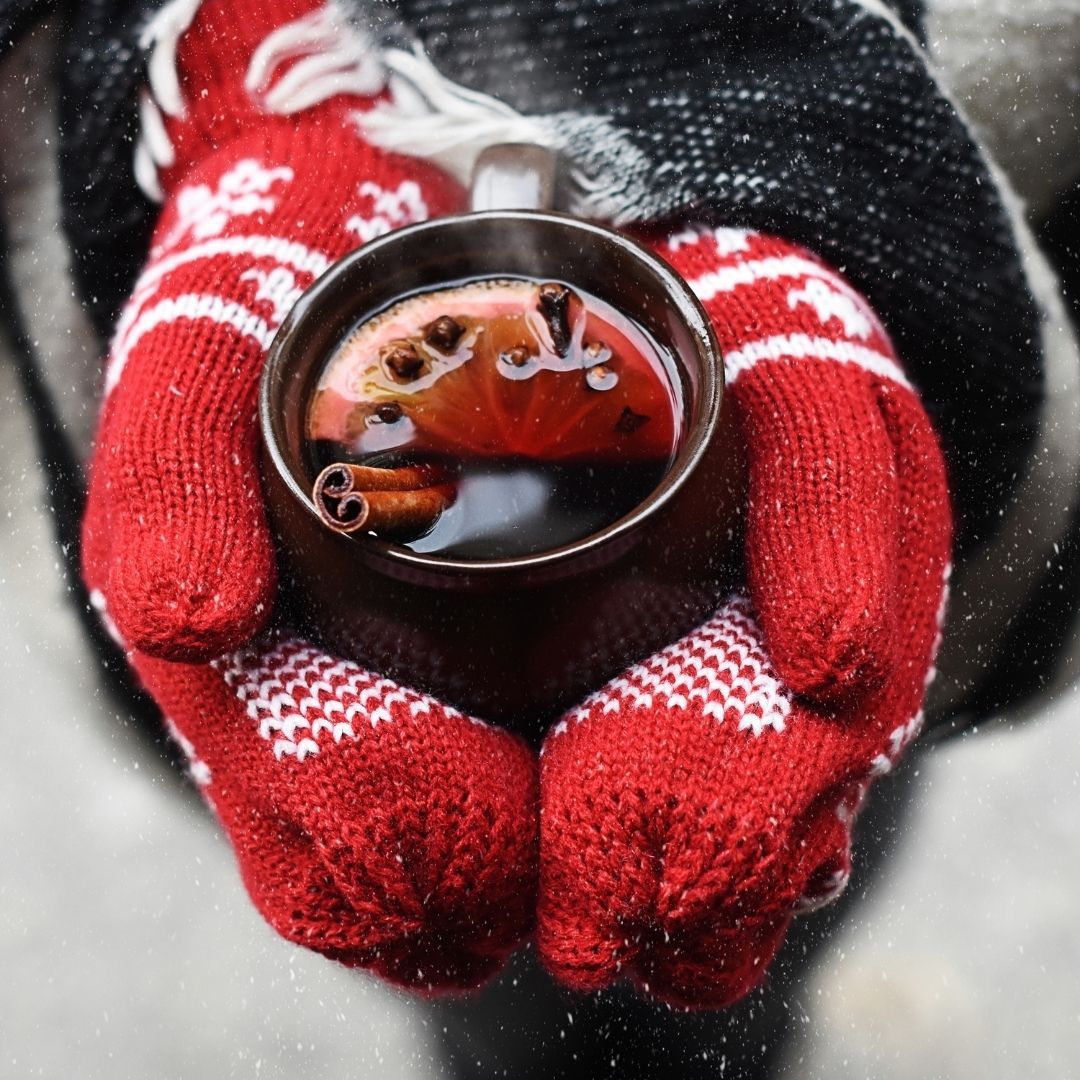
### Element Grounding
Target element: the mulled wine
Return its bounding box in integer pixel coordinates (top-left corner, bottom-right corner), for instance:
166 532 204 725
305 277 684 559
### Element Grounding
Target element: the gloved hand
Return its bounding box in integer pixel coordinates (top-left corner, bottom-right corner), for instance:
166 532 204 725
82 0 537 988
537 226 953 1007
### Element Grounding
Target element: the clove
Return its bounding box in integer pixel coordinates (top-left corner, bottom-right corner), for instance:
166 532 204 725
374 401 404 423
423 315 465 352
614 406 650 434
312 462 455 537
537 282 573 357
381 340 424 381
584 341 611 364
500 345 533 368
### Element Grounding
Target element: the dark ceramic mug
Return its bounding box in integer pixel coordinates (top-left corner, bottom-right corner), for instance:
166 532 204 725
259 144 744 737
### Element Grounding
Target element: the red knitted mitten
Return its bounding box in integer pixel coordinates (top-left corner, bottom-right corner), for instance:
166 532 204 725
133 637 537 989
82 0 537 989
537 227 952 1007
83 0 462 661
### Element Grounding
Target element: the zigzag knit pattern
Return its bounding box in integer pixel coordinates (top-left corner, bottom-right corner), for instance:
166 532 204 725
552 597 792 740
537 225 953 1009
213 636 479 763
133 631 538 990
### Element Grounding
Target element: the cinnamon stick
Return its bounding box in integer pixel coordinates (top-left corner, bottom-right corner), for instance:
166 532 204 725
312 462 455 537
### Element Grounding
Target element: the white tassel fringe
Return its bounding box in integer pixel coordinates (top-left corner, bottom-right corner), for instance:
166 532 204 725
358 45 554 188
358 44 657 223
134 0 203 200
245 3 384 114
133 2 653 223
138 0 203 118
134 0 386 200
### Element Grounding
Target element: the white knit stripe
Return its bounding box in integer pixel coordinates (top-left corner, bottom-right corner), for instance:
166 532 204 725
88 588 125 649
687 253 877 317
930 562 953 678
666 225 757 257
870 556 951 776
109 235 329 379
105 294 275 395
869 710 925 778
722 334 911 389
135 235 331 300
163 716 213 787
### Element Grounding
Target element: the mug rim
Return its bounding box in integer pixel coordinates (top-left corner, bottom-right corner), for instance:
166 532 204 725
259 208 723 578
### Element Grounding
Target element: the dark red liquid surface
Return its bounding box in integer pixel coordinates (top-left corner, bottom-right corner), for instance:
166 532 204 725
305 276 684 558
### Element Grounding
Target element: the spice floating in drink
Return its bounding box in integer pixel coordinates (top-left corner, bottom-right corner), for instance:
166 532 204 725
306 277 683 558
312 461 456 538
537 281 573 357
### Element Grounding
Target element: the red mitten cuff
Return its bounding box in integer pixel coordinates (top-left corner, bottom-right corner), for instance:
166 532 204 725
137 0 385 189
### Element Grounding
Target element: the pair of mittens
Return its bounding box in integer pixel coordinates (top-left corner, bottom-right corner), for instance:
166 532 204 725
83 0 950 1003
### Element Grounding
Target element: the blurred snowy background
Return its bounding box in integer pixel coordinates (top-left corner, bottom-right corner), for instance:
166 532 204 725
3 2 1080 1077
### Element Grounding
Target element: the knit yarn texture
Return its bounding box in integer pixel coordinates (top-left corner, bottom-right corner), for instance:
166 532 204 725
52 0 1041 555
537 223 953 1007
77 0 538 989
82 115 462 657
72 0 952 1001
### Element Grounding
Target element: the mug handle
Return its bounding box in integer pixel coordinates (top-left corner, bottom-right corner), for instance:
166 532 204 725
469 143 558 212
